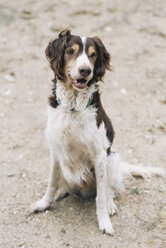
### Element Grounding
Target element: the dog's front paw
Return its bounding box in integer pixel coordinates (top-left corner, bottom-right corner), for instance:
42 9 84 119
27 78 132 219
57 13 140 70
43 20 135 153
98 216 114 235
30 198 51 213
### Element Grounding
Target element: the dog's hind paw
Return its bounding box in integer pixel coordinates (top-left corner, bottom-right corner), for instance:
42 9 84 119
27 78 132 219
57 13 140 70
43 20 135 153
108 201 118 216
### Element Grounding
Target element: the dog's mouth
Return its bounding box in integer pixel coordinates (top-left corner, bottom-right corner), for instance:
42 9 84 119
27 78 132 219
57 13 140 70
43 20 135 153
75 78 87 89
68 74 87 89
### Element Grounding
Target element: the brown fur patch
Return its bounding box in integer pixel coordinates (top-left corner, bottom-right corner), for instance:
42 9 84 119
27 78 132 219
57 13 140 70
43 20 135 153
72 43 79 53
63 65 73 89
66 79 73 89
91 90 115 147
90 36 111 82
88 46 96 56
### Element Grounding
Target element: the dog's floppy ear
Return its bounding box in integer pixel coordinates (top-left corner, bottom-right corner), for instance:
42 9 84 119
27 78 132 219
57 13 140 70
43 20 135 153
45 29 71 79
92 36 111 82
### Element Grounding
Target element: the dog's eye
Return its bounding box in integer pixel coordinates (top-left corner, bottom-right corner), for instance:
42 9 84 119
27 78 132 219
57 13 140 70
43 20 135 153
67 48 75 55
89 52 96 58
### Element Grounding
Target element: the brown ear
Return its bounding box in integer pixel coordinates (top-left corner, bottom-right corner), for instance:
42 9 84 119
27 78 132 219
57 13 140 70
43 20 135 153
45 29 71 79
92 36 111 82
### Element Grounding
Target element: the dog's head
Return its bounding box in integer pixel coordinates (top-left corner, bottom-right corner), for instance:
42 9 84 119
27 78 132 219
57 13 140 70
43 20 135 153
45 30 111 90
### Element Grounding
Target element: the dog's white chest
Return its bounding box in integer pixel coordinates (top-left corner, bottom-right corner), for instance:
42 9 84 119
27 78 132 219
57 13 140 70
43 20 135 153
46 106 102 185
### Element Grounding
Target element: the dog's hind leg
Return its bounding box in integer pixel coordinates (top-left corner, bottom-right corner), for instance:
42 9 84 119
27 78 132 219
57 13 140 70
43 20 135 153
106 151 124 215
107 152 124 193
54 174 69 202
106 189 118 216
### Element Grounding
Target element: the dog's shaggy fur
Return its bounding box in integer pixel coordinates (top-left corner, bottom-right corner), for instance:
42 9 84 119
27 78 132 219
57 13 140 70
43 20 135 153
31 30 166 235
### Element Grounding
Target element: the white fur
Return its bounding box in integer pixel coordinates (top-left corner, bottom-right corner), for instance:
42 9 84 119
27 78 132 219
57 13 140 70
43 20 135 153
56 80 96 111
31 80 166 235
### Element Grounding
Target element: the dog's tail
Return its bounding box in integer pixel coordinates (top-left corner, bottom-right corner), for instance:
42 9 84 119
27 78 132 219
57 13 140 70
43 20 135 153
120 161 166 179
108 152 166 193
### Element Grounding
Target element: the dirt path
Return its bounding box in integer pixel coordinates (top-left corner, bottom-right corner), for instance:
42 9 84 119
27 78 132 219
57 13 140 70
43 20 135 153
0 0 166 247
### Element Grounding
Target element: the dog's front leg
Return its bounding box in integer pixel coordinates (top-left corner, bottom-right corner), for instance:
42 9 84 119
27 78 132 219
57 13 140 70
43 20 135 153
31 151 59 212
95 151 114 235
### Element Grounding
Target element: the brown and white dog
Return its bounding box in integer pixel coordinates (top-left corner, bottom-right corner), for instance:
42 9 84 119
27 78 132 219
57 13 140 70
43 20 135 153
31 30 166 235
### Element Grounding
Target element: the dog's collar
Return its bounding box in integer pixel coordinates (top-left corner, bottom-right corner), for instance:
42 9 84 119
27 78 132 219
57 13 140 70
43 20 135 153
57 94 93 112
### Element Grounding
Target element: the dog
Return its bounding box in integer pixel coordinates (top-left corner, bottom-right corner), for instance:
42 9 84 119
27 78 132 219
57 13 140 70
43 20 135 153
31 29 166 235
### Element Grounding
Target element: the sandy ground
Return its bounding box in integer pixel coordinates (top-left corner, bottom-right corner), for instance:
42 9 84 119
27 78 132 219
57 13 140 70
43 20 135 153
0 0 166 247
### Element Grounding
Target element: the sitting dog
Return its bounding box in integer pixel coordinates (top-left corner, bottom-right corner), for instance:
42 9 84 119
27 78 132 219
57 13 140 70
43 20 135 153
31 30 165 235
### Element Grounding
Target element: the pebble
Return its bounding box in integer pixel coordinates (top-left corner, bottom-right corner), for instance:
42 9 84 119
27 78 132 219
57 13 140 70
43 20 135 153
20 9 34 20
156 124 165 131
120 88 127 95
155 119 165 131
22 173 26 178
19 154 23 159
18 243 25 248
61 228 66 233
7 174 15 177
3 73 15 82
64 243 69 246
128 149 133 154
145 135 155 144
104 26 113 32
131 186 139 194
2 89 12 96
159 96 166 104
144 190 150 194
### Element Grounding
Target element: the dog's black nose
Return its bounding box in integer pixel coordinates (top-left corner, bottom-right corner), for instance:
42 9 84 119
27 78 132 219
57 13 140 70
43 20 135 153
79 66 91 77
